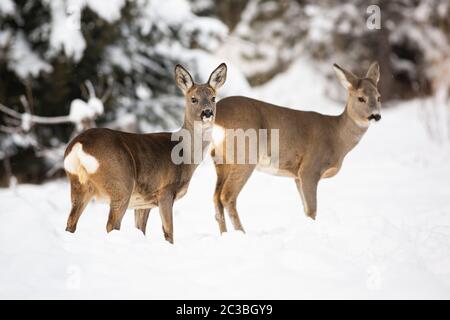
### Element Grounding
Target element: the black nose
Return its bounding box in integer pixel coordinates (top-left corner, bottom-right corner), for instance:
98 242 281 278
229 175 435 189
368 114 381 121
201 109 214 119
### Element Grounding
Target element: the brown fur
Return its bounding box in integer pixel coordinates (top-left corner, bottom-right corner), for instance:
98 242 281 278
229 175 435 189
211 63 381 233
64 63 227 243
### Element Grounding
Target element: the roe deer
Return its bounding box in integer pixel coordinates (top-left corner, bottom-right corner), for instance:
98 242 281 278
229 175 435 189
211 62 381 233
64 63 227 243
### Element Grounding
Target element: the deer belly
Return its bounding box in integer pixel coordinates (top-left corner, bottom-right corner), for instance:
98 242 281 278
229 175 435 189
128 193 157 209
175 183 189 200
256 165 295 177
256 156 296 177
321 167 340 179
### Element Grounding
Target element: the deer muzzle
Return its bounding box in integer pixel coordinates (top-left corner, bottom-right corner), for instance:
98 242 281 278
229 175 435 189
201 109 214 121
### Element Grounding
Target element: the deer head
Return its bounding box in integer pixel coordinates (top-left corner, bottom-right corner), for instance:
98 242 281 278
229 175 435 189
175 63 227 128
333 62 381 125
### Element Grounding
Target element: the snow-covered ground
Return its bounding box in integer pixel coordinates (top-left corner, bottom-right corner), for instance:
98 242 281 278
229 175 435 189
1 59 450 299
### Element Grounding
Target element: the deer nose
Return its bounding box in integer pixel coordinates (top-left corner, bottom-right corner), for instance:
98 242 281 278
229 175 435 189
201 109 214 119
368 114 381 121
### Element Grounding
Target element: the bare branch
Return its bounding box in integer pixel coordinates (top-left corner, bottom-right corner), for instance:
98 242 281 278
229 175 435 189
101 82 113 103
85 80 96 98
20 95 31 114
0 103 23 119
101 77 114 103
80 82 89 100
24 81 34 113
0 102 73 125
28 114 73 124
0 124 22 134
3 115 21 126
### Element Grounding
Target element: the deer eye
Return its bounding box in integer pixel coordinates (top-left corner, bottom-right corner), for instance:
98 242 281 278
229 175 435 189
211 96 216 102
358 97 366 103
191 97 198 104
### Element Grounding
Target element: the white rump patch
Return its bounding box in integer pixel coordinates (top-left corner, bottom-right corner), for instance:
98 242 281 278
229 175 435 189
64 142 99 175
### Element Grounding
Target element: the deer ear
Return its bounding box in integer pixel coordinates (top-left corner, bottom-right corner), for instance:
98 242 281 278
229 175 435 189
208 63 227 90
333 63 358 90
175 64 194 94
366 61 380 84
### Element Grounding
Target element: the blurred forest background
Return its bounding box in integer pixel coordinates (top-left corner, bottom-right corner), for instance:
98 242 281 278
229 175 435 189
0 0 449 186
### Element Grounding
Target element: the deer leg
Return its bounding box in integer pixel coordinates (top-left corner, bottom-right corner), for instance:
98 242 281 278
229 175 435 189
134 209 151 235
106 195 131 233
158 193 175 244
222 196 245 233
213 164 228 234
220 165 255 233
65 179 92 233
66 199 89 233
100 175 133 232
295 170 320 220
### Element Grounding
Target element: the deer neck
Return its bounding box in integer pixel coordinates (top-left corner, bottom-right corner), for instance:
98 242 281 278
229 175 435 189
337 100 369 154
179 118 213 166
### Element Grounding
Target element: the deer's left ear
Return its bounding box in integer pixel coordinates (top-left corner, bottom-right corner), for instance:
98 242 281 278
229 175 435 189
208 63 227 90
366 61 380 84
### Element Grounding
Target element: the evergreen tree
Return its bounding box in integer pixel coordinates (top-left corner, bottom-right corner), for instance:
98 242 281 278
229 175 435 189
0 0 227 185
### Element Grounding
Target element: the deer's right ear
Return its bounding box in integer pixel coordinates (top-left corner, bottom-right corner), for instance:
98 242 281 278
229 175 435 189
333 64 358 90
175 64 194 94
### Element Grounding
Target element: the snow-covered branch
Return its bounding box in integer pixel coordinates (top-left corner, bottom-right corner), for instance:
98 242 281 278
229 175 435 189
0 81 110 179
0 80 110 133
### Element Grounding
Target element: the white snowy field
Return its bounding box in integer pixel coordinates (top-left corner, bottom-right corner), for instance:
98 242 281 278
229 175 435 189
1 60 450 299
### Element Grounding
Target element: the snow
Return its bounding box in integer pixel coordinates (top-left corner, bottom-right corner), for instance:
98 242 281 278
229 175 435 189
138 0 193 36
83 0 125 23
68 97 103 125
137 0 228 54
7 32 53 79
136 84 152 100
0 0 15 16
145 0 192 26
49 1 86 62
69 99 93 123
106 46 133 73
64 0 125 24
1 59 450 299
87 97 104 116
181 17 228 52
193 51 251 98
27 0 125 63
253 56 331 109
47 0 126 61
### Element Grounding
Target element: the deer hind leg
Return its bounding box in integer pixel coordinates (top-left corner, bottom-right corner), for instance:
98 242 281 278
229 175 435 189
158 193 175 244
295 170 320 220
213 164 228 234
134 209 151 235
65 177 93 233
219 165 255 233
106 195 131 233
100 175 133 232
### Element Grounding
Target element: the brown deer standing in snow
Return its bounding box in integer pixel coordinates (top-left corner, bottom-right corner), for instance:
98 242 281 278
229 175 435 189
211 62 381 233
64 63 227 243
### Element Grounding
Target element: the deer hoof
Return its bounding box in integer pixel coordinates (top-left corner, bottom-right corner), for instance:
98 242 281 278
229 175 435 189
65 226 76 233
307 212 316 220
